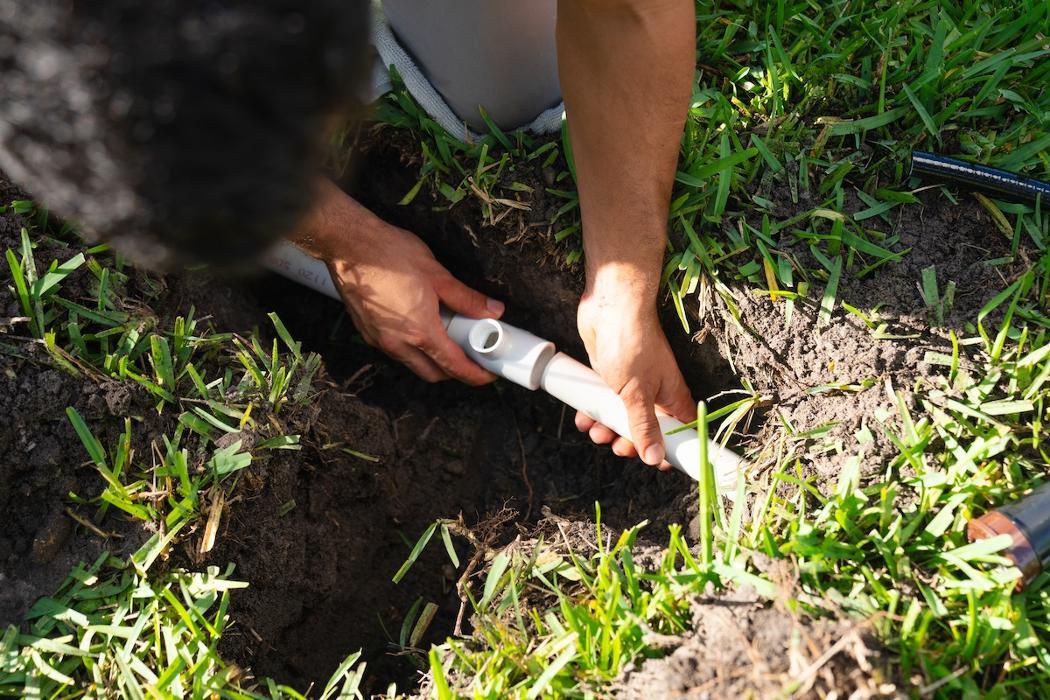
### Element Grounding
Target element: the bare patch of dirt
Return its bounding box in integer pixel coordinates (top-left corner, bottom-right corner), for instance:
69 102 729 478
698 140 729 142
699 185 1027 493
616 585 891 699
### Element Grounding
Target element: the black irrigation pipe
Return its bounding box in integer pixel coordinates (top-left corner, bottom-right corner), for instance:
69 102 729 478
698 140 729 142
911 150 1050 205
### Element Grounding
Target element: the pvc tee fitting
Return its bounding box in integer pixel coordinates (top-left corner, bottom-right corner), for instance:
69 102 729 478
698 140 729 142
444 314 555 390
264 239 745 493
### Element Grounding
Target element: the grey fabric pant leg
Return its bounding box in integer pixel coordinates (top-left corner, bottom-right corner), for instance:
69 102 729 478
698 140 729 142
381 0 561 132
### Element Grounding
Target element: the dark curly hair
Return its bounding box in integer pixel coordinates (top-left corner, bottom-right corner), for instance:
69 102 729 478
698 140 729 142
0 0 369 266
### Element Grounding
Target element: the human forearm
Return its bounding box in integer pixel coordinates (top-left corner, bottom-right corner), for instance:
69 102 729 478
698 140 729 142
556 0 694 302
287 177 369 259
558 0 696 466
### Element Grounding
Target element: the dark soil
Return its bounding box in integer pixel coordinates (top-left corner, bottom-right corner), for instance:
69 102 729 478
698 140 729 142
0 121 1027 697
194 130 724 690
0 177 154 626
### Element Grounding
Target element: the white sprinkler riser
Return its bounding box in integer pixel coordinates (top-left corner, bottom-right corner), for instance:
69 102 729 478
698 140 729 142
264 240 744 493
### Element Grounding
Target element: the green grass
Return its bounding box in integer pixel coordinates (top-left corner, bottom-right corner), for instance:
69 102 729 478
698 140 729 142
1 557 365 699
372 0 1050 697
2 0 1048 696
410 514 730 697
0 207 360 697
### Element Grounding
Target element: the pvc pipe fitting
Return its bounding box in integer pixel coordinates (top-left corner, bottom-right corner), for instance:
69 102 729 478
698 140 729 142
264 239 746 493
444 314 555 391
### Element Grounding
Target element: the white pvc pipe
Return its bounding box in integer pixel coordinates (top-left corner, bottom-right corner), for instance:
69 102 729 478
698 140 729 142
263 239 744 494
539 353 741 492
261 239 341 299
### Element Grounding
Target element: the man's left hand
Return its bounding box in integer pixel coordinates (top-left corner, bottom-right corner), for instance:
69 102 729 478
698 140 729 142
575 283 696 469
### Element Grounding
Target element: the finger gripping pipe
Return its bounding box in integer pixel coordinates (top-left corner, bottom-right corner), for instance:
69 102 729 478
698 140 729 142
537 352 743 492
264 240 745 494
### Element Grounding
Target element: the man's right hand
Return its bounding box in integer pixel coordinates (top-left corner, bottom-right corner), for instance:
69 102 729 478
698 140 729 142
291 179 504 385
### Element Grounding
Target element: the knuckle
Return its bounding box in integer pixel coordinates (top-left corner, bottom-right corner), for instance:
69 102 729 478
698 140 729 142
628 413 658 439
588 424 609 444
377 336 400 355
403 329 429 349
412 236 435 255
633 426 657 444
619 382 651 406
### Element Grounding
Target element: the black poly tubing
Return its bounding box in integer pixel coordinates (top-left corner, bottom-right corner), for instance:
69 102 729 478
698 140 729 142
997 482 1050 570
911 150 1050 205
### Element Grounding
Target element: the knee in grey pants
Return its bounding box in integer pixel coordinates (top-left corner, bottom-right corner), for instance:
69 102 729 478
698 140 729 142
381 0 561 132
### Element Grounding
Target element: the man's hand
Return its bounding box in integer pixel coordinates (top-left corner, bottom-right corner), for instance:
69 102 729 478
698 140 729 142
557 0 695 469
292 179 504 385
575 275 695 468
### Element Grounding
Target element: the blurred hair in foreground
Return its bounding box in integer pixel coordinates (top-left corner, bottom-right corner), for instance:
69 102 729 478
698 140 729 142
0 0 369 267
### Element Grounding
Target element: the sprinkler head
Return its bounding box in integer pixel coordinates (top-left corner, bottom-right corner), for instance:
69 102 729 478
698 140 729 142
968 482 1050 591
967 510 1040 590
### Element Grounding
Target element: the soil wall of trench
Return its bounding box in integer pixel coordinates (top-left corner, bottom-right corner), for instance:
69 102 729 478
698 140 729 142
0 123 1030 695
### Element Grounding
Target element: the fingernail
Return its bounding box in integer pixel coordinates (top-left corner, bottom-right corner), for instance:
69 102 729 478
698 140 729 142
643 445 664 466
486 298 504 315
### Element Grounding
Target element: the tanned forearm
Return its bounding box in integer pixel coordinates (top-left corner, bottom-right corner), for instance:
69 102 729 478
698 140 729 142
559 0 697 467
557 0 694 303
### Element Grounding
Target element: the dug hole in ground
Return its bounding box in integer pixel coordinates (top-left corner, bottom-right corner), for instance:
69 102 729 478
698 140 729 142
0 124 1029 696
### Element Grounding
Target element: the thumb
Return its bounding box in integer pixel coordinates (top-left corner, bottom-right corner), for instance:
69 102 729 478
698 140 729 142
435 274 504 319
621 383 664 466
